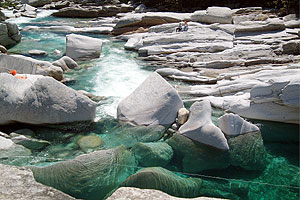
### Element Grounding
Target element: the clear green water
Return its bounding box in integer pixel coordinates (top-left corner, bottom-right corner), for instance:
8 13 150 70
2 11 299 200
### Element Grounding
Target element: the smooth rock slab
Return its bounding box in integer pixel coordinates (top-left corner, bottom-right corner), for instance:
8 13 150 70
0 163 76 200
217 113 260 136
190 7 232 24
66 34 103 61
179 100 229 150
0 73 97 125
117 72 183 126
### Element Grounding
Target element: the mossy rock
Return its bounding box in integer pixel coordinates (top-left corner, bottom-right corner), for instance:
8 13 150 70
167 134 230 173
121 167 202 198
30 145 137 200
131 142 173 167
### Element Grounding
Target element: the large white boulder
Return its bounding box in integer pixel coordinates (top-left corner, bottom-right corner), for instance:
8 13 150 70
190 7 233 24
0 54 63 81
0 73 97 125
179 100 229 150
66 34 103 61
117 72 184 126
217 113 260 136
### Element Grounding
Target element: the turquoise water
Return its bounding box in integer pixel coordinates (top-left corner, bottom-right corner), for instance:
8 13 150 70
2 11 300 200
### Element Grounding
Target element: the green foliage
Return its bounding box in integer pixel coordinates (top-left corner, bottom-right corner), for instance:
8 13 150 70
0 0 16 8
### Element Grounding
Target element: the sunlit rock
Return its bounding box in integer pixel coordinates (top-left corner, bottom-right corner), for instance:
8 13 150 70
190 7 232 24
52 56 79 71
117 72 183 126
66 34 103 61
179 100 229 150
0 73 97 125
177 107 189 125
0 54 63 80
131 142 173 167
217 113 260 136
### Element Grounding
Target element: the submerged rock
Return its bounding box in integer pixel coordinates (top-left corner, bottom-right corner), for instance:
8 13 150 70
0 163 76 200
228 131 268 171
101 123 166 149
179 100 229 150
0 73 97 125
77 135 102 150
131 142 173 167
117 72 183 126
167 134 230 173
121 167 203 198
66 34 103 61
31 145 137 200
11 134 50 151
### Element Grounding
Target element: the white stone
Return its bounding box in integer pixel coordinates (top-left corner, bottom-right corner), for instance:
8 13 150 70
179 100 229 150
0 73 97 125
117 72 183 126
217 113 260 136
66 34 103 61
191 7 232 24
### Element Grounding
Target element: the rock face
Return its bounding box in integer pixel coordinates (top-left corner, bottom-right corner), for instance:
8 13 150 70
0 22 22 48
66 34 103 61
131 142 173 167
217 113 260 136
121 167 203 198
190 7 233 24
31 145 137 200
0 164 76 200
185 67 300 124
117 72 183 126
179 100 229 150
52 56 79 71
107 187 227 200
0 73 97 125
0 54 63 81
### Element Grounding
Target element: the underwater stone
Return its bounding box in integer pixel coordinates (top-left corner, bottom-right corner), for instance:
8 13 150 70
121 167 203 198
102 124 166 149
217 113 260 136
131 142 173 167
179 100 229 150
228 131 268 171
11 134 50 151
77 135 102 150
30 145 137 200
167 134 230 173
117 72 183 126
0 163 76 200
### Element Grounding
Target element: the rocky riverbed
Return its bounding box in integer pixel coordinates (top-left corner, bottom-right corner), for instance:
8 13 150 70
0 1 299 200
